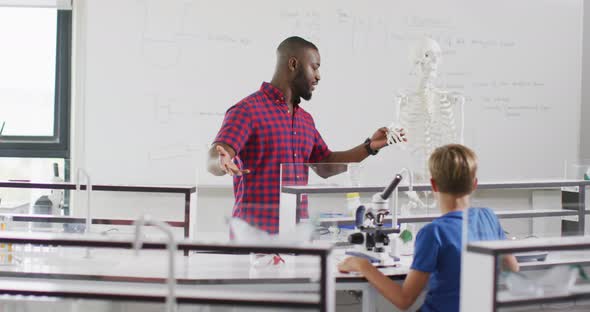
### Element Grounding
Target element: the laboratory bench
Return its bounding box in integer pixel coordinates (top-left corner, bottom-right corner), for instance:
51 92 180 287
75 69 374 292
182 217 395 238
0 231 409 312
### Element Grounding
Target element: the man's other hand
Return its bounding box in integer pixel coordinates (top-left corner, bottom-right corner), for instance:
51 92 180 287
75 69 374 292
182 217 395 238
216 145 250 176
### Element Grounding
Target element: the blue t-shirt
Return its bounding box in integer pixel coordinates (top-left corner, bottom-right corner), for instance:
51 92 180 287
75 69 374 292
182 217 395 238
411 208 506 312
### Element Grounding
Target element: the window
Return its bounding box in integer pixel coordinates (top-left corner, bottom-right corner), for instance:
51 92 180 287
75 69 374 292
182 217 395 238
0 7 71 158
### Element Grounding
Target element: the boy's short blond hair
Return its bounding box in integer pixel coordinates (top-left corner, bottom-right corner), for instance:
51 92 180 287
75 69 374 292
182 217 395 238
428 144 478 196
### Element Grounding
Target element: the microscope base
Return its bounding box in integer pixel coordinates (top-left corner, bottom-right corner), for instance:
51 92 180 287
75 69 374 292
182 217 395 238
345 250 400 266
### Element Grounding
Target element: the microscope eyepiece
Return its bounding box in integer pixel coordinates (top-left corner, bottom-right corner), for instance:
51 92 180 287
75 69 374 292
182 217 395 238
380 174 403 200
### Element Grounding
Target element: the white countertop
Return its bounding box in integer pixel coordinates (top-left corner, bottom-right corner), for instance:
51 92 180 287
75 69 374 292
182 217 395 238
0 247 411 283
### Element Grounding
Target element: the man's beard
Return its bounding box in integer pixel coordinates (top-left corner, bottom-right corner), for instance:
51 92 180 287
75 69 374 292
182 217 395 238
293 69 312 102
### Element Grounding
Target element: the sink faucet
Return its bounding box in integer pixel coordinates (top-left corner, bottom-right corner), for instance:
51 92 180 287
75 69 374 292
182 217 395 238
76 168 92 235
393 168 415 220
76 168 92 258
134 215 177 312
398 167 414 193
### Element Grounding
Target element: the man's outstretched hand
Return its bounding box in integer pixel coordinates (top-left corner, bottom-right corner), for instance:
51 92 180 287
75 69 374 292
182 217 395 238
372 127 407 150
216 145 250 176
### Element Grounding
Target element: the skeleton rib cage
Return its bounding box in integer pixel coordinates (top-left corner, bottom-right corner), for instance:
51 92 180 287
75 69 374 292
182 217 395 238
394 88 464 178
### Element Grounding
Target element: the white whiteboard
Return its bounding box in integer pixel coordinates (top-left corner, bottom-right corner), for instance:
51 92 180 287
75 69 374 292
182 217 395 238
79 0 582 186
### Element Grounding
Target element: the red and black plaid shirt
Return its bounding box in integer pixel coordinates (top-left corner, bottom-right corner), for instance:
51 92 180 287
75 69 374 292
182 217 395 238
214 82 332 233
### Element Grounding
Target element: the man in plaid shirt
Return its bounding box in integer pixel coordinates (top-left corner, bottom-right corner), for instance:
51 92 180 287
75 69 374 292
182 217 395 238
208 36 406 234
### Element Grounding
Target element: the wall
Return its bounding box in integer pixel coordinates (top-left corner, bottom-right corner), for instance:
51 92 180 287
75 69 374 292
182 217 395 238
581 1 590 160
70 0 585 238
76 0 582 187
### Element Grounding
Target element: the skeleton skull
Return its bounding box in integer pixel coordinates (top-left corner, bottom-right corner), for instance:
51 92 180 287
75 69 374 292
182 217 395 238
412 37 442 77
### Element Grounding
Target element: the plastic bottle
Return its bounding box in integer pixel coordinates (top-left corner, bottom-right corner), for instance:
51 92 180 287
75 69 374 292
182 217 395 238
398 223 415 256
389 233 400 259
0 216 13 265
346 193 361 217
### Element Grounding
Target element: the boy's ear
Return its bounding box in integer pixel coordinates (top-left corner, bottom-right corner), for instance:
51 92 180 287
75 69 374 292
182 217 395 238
430 178 438 192
472 178 478 191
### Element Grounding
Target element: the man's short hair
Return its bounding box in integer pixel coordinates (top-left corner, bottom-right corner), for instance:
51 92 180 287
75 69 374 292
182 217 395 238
277 36 318 56
428 144 478 196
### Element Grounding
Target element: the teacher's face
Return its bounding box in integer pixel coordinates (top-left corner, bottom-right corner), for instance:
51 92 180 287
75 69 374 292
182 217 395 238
293 48 321 101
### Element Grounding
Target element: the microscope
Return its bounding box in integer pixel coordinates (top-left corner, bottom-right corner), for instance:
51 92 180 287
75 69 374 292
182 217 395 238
346 174 403 265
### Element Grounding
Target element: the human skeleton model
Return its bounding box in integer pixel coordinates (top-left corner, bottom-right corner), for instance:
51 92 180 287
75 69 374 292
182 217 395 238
388 38 464 209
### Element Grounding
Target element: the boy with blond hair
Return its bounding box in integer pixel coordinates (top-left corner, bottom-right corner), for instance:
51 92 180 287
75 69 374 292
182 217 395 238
338 144 518 312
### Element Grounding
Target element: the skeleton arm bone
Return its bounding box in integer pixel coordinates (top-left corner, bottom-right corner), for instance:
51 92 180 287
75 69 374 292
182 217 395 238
437 90 465 144
388 93 409 146
448 92 465 144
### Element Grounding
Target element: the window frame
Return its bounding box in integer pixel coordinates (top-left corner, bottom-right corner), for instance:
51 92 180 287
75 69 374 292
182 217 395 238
0 9 71 158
